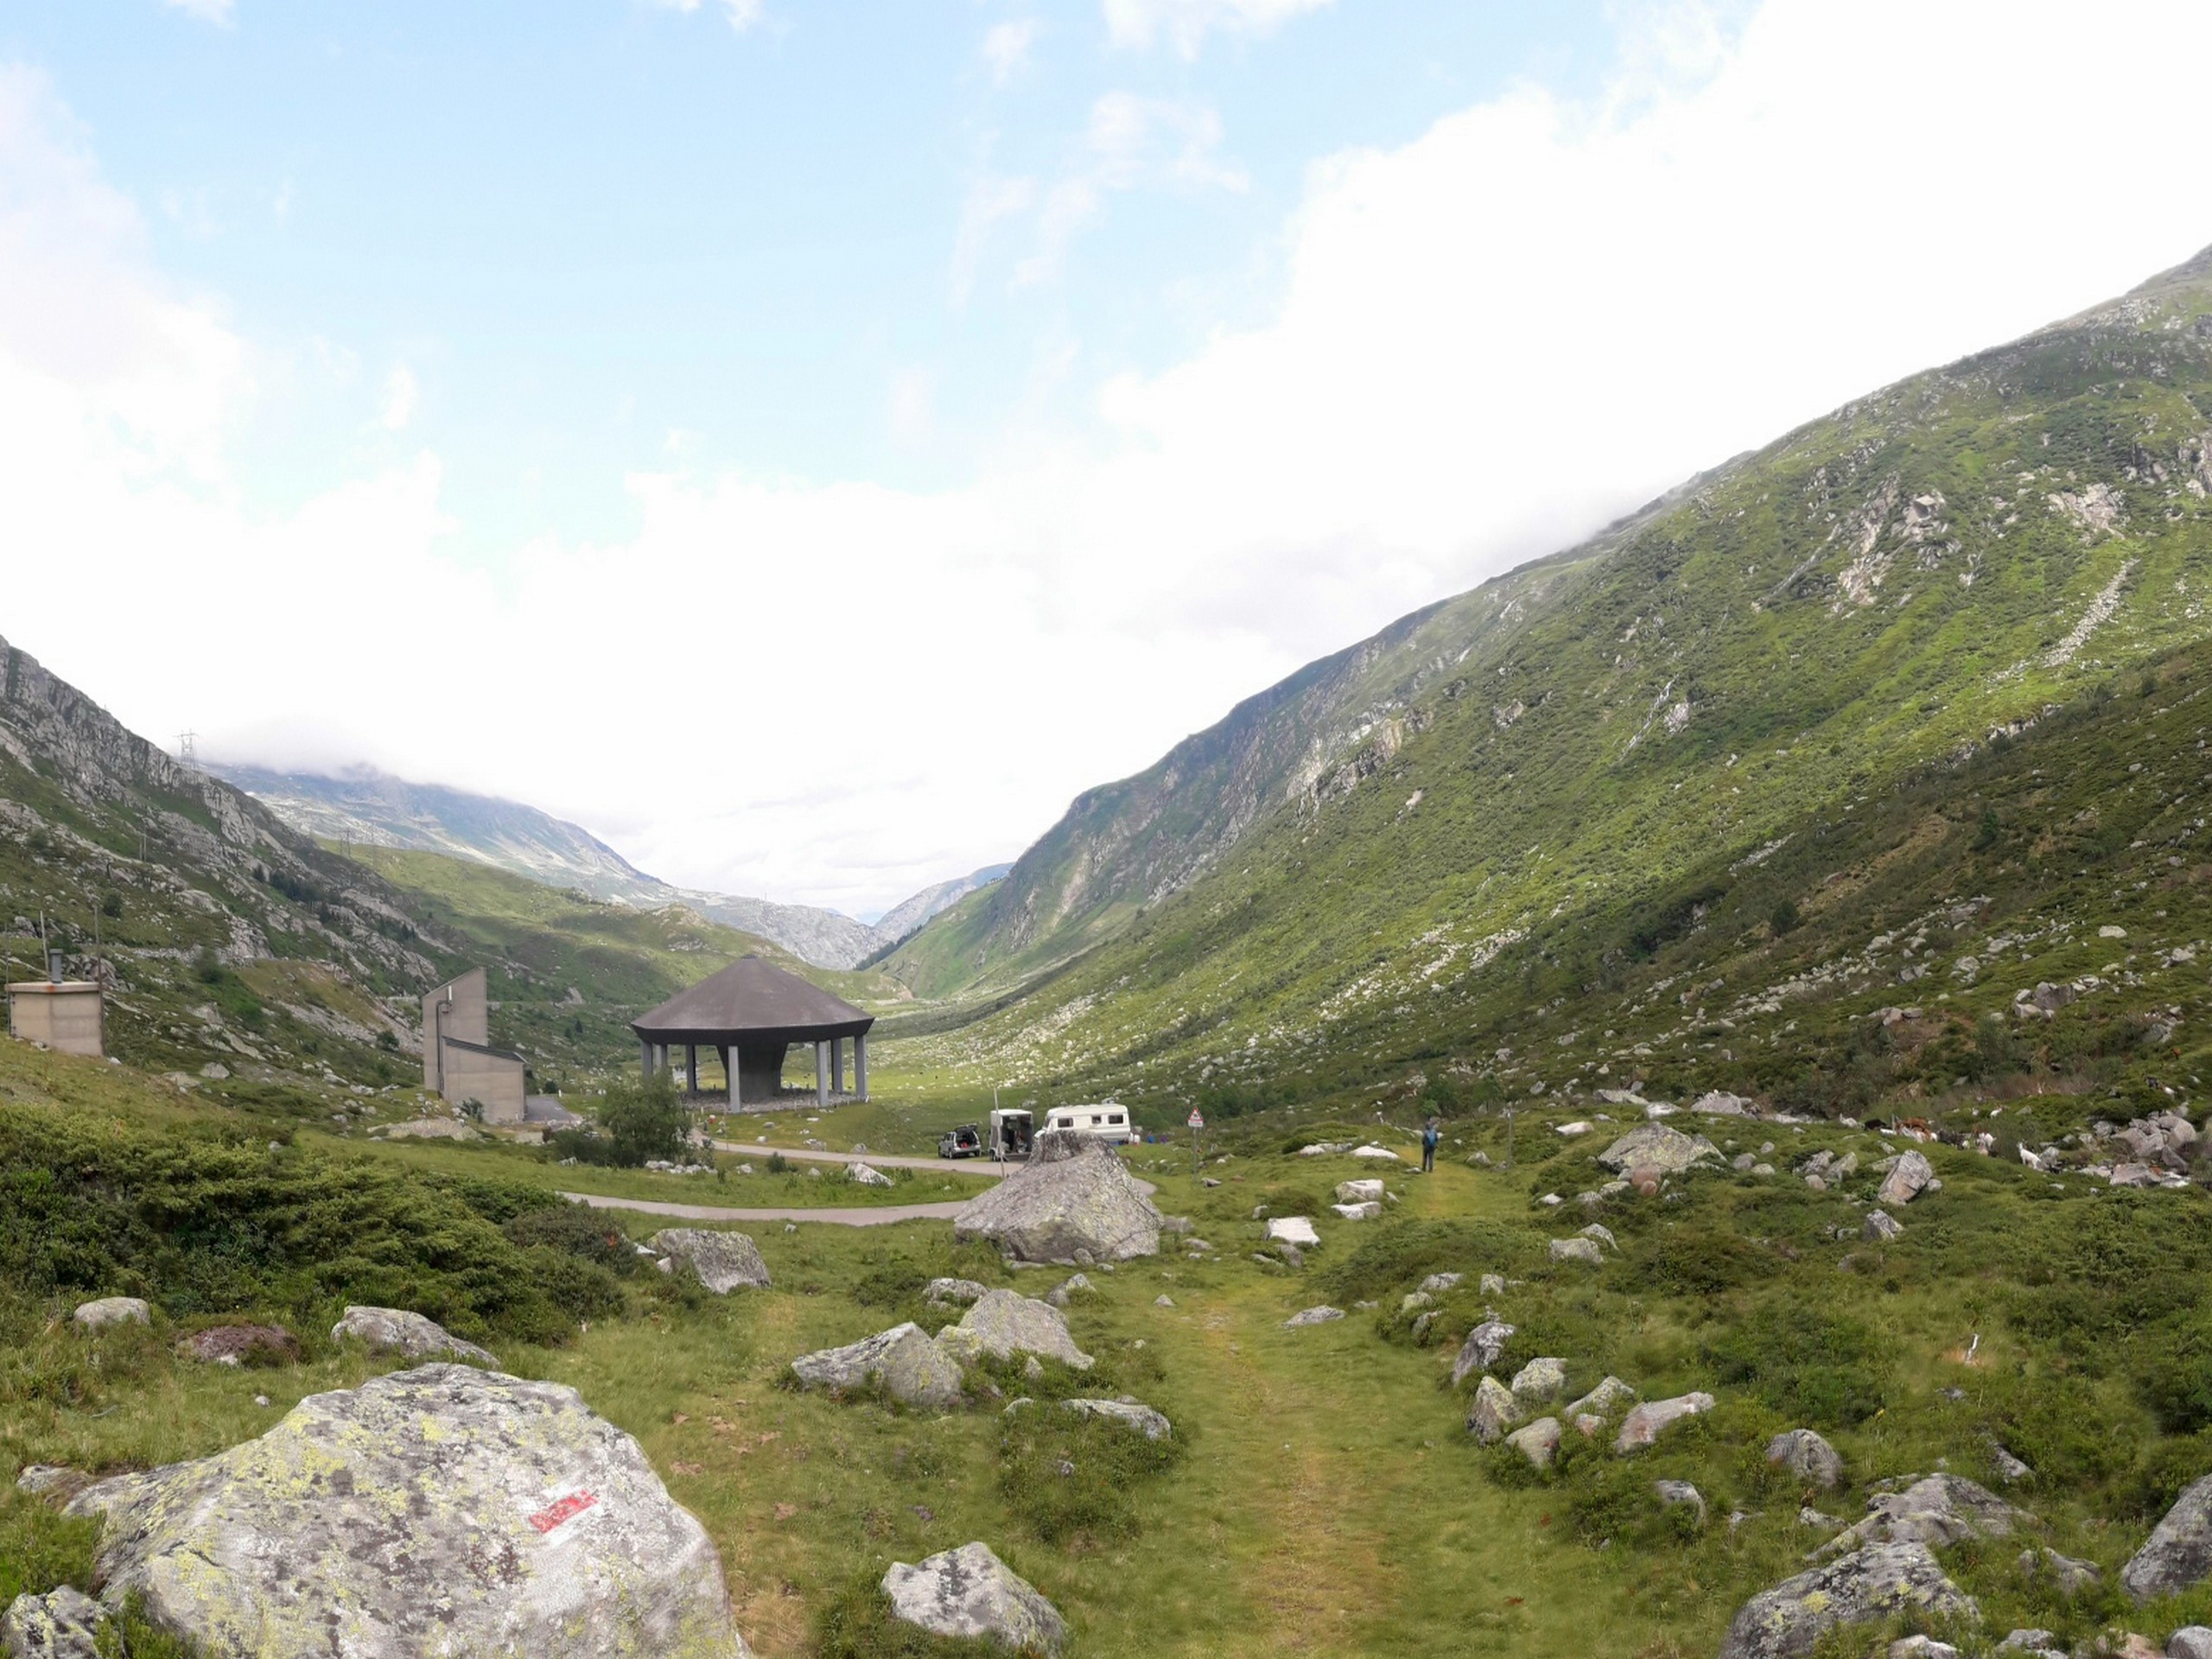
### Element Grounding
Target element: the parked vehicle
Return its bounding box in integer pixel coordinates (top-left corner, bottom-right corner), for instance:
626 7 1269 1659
988 1108 1034 1161
1042 1103 1135 1145
937 1124 982 1159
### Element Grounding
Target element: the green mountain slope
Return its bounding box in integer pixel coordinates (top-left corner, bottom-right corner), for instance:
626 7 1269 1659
883 245 2212 1116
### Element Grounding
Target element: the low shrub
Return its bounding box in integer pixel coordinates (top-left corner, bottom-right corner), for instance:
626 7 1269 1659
1702 1300 1890 1426
996 1408 1185 1546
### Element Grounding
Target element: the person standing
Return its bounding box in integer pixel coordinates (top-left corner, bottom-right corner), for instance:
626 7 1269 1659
1421 1116 1440 1173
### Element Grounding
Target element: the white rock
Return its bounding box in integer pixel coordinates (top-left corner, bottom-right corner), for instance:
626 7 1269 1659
1060 1398 1172 1440
1510 1357 1567 1402
1332 1201 1382 1221
72 1297 149 1331
1335 1179 1385 1204
1615 1392 1714 1452
881 1542 1065 1654
1349 1145 1402 1161
847 1161 893 1188
1283 1306 1344 1328
329 1306 494 1365
1265 1217 1321 1248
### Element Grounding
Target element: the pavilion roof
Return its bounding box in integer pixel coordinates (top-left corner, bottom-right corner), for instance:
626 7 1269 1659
629 956 873 1042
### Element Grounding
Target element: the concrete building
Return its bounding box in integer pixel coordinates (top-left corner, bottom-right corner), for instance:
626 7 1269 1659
631 954 874 1109
7 956 105 1058
422 967 527 1123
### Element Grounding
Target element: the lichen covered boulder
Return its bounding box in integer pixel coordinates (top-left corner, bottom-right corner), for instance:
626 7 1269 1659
71 1298 148 1332
1719 1543 1973 1659
936 1289 1093 1371
1596 1124 1720 1175
882 1542 1065 1653
1060 1398 1172 1440
791 1323 964 1408
329 1305 495 1364
65 1364 752 1656
2124 1471 2212 1601
649 1229 772 1294
0 1584 105 1657
952 1132 1161 1263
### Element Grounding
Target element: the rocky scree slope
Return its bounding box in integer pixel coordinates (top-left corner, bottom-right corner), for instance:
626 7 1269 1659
886 245 2212 1116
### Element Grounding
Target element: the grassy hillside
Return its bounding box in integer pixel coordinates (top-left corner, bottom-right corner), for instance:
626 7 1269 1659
344 843 911 1084
879 245 2212 1125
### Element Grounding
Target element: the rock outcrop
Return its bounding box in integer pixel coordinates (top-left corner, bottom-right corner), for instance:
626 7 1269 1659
936 1289 1093 1370
791 1324 964 1408
1452 1319 1515 1385
952 1133 1161 1263
65 1364 752 1656
329 1305 495 1364
2123 1471 2212 1601
0 1584 105 1657
1821 1474 2026 1555
881 1542 1065 1653
1615 1392 1713 1452
1767 1428 1844 1490
1597 1125 1720 1175
1061 1398 1173 1440
1719 1542 1973 1659
649 1229 772 1294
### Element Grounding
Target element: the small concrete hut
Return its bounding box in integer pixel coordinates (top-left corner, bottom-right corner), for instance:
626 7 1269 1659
631 956 873 1109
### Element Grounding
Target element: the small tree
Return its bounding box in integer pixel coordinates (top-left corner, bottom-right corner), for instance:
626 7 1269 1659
598 1071 690 1167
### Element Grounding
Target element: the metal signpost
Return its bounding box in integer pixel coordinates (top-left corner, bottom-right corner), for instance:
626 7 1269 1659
1187 1107 1204 1180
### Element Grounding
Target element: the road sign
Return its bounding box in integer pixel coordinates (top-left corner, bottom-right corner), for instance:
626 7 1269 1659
1187 1109 1205 1129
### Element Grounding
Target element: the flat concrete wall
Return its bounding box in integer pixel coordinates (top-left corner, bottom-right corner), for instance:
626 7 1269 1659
422 969 492 1093
8 982 105 1058
439 1041 526 1123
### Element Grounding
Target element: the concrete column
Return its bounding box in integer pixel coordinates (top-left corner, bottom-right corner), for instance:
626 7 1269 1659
855 1033 869 1102
721 1044 736 1107
685 1044 698 1095
830 1037 845 1097
815 1040 830 1108
640 1039 652 1079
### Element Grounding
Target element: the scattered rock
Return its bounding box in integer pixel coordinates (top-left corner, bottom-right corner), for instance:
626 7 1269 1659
2167 1628 2212 1659
1332 1201 1382 1221
791 1324 964 1408
1349 1145 1402 1162
1580 1223 1618 1251
1282 1306 1344 1328
1265 1217 1321 1248
1656 1479 1707 1524
2017 1545 2100 1594
938 1290 1093 1371
71 1297 148 1332
14 1465 92 1505
848 1161 893 1188
1505 1416 1562 1469
1798 1507 1841 1529
1418 1273 1463 1294
1692 1090 1754 1116
1996 1631 2062 1655
1045 1274 1090 1310
0 1584 105 1658
1878 1151 1935 1207
1510 1357 1567 1403
1467 1376 1522 1445
1548 1237 1603 1266
1478 1273 1508 1295
1615 1393 1714 1452
1823 1474 2030 1555
178 1324 298 1367
1887 1639 1960 1659
1717 1542 1974 1659
66 1365 753 1657
925 1278 990 1306
882 1542 1065 1654
1452 1320 1516 1386
1335 1179 1385 1204
329 1306 494 1365
1991 1443 2033 1484
1154 1294 1174 1308
648 1230 772 1294
1566 1376 1637 1419
2124 1473 2212 1601
1598 1124 1722 1175
1864 1211 1905 1243
1061 1398 1172 1441
952 1132 1163 1263
1767 1428 1844 1491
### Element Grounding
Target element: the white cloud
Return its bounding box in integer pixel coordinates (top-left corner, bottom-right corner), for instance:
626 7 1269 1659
949 172 1037 304
9 2 2212 916
641 0 764 28
377 364 417 431
1102 0 1332 57
1009 92 1245 287
162 0 236 25
983 19 1039 85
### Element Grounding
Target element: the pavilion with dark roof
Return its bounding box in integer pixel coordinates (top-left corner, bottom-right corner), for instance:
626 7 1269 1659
631 955 874 1109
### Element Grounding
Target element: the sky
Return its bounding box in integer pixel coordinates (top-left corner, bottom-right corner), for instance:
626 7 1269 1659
1 0 2209 920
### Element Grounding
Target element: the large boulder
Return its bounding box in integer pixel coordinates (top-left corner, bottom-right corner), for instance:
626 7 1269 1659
649 1229 771 1294
1878 1151 1936 1206
1467 1376 1522 1444
881 1542 1065 1653
952 1133 1161 1263
1060 1398 1172 1441
1767 1428 1844 1490
937 1289 1093 1370
1505 1417 1562 1469
1597 1124 1720 1175
1615 1392 1713 1452
1510 1357 1567 1403
0 1584 105 1657
329 1305 495 1364
1719 1542 1974 1659
1821 1474 2028 1556
2124 1471 2212 1601
1451 1320 1515 1386
64 1364 752 1657
791 1324 964 1408
71 1298 148 1332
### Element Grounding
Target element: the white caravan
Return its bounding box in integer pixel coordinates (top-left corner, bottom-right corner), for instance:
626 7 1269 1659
1043 1103 1136 1145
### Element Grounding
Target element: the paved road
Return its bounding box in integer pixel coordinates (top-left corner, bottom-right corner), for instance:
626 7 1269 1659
561 1191 974 1227
710 1140 1007 1174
